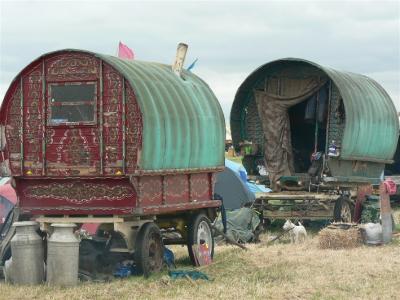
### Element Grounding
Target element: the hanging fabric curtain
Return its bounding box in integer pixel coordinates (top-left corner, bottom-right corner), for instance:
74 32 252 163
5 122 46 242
254 77 327 191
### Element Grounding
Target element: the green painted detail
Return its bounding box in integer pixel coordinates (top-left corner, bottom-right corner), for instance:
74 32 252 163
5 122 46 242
279 176 300 183
327 159 384 184
98 54 225 170
322 66 398 162
231 58 399 164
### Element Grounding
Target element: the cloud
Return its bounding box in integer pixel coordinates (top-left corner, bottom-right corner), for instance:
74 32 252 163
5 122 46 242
366 70 400 108
195 68 249 119
1 0 399 117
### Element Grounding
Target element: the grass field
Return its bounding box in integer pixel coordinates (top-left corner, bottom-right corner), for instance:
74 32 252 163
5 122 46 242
1 230 399 300
2 157 399 299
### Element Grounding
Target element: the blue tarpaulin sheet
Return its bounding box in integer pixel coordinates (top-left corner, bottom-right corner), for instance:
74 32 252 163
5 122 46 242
225 159 271 194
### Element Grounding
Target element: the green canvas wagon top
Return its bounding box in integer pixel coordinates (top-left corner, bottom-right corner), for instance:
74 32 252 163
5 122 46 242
230 58 399 184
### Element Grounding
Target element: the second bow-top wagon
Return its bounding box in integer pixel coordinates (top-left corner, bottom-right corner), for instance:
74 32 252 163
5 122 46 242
230 58 399 222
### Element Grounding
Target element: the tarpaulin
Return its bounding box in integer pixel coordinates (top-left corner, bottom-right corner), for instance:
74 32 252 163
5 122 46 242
254 77 326 190
214 207 260 243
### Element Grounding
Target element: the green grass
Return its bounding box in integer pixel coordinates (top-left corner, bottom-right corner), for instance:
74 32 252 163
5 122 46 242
1 234 400 300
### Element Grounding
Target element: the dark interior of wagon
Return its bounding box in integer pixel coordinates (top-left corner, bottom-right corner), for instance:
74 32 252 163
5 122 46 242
239 86 332 181
253 77 330 180
289 83 330 174
385 139 400 175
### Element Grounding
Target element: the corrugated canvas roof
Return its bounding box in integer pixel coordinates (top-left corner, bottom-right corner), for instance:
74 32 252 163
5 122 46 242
99 54 225 170
1 49 225 171
231 58 399 163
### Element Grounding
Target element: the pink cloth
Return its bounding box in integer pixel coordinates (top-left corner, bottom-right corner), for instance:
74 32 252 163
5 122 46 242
383 178 397 195
0 181 16 205
81 223 99 235
0 182 16 223
118 41 134 60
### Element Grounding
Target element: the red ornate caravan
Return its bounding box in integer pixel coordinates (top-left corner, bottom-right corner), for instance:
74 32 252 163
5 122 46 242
0 50 224 216
0 49 225 273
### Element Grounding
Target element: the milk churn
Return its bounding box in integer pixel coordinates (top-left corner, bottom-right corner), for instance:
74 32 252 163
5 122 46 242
46 223 79 286
8 221 44 284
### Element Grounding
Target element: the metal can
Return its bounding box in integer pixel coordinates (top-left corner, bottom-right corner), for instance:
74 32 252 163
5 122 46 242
9 221 44 284
46 223 79 286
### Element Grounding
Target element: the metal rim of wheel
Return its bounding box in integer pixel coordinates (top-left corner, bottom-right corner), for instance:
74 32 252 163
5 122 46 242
147 231 163 273
340 202 352 223
197 220 213 255
135 223 164 277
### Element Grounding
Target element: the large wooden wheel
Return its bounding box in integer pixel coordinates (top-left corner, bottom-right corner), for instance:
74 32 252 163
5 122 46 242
135 222 164 277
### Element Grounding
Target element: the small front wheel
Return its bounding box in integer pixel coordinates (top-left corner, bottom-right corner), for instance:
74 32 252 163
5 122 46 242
187 214 214 266
334 196 353 223
135 222 164 277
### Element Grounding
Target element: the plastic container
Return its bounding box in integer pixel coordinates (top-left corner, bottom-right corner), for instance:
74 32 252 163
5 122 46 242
362 223 383 245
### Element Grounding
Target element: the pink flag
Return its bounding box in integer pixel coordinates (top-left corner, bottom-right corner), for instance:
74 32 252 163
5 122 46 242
118 41 134 60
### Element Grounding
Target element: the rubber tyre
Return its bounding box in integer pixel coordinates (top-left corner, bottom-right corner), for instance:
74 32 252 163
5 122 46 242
187 214 214 266
334 197 353 223
135 222 164 277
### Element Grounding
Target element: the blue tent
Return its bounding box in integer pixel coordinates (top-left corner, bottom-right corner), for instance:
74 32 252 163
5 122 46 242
214 159 271 210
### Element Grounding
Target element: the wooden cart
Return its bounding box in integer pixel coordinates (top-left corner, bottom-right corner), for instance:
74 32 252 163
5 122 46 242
0 48 225 275
230 58 399 223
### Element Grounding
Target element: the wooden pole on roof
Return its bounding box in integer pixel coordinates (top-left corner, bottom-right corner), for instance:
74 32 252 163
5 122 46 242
172 43 188 76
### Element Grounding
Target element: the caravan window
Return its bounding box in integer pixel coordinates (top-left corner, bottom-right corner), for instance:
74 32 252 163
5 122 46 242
48 82 96 125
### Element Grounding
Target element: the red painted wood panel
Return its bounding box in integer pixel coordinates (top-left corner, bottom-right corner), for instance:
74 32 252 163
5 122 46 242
0 51 221 218
45 53 98 82
4 51 143 179
139 176 163 207
17 178 136 215
190 173 211 201
125 84 142 173
102 64 124 175
44 54 100 176
14 171 216 216
45 128 100 173
6 84 22 176
137 173 214 212
165 174 189 204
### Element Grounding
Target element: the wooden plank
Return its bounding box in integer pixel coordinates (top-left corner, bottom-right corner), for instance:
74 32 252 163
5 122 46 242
255 192 338 201
41 59 46 175
20 77 24 175
35 216 124 223
99 59 104 175
122 79 126 174
325 80 332 154
263 210 333 219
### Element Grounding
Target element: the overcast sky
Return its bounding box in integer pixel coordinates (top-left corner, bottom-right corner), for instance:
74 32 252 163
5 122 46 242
1 0 399 120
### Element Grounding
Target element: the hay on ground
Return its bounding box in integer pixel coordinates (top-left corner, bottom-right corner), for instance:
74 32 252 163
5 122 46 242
318 223 362 249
